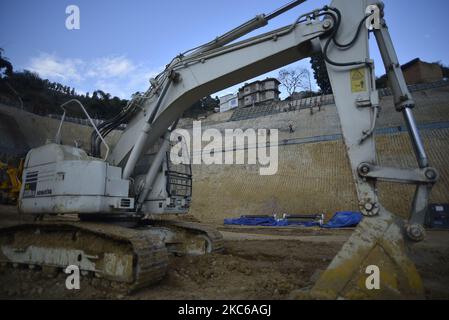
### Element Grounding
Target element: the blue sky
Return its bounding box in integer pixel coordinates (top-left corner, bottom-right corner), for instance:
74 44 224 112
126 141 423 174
1 0 448 99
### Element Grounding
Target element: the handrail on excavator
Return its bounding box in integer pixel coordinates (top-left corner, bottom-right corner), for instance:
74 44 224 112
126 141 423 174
55 99 110 161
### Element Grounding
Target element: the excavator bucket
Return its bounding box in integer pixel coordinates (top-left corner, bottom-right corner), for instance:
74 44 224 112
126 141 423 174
307 208 424 299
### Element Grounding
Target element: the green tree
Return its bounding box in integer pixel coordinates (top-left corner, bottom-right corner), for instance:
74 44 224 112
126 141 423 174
310 53 332 94
183 96 219 119
0 48 13 78
0 49 128 119
376 75 388 89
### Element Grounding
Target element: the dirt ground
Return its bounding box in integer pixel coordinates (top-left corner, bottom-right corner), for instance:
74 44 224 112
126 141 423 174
0 205 448 300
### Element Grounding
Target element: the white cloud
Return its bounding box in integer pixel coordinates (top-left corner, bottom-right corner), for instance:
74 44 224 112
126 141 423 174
27 53 316 100
94 67 162 99
27 53 163 99
28 53 83 82
87 56 136 78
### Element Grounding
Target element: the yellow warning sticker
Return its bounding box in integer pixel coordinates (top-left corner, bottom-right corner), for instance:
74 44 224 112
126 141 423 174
350 67 366 93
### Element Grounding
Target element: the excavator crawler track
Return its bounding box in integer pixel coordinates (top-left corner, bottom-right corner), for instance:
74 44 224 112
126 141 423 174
150 220 224 255
0 222 168 292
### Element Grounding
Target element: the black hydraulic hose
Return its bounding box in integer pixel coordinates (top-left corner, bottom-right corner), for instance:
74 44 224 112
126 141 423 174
90 105 129 155
91 122 111 156
328 7 370 49
321 7 371 67
91 105 135 157
94 110 133 157
100 111 133 140
91 113 123 156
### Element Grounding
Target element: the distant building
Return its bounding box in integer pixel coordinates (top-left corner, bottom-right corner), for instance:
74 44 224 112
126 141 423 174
219 94 238 113
238 78 280 108
401 58 443 85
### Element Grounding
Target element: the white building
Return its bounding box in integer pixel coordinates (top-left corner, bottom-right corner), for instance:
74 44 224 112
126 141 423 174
237 78 281 108
219 94 238 113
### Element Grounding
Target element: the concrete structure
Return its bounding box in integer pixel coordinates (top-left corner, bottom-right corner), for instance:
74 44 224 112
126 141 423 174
238 78 280 108
0 103 121 157
0 112 28 160
219 94 238 113
183 85 449 224
402 58 443 85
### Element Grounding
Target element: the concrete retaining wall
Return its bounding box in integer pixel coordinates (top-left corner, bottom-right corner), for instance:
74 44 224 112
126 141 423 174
189 129 449 224
0 112 28 159
0 104 120 156
186 86 449 223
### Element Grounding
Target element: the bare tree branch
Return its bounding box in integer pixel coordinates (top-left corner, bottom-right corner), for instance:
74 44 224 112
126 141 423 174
278 67 310 97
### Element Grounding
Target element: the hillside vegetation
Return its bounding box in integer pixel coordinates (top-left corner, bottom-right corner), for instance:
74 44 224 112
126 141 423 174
0 49 218 120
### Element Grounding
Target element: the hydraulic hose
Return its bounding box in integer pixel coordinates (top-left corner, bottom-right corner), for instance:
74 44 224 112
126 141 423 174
322 7 371 67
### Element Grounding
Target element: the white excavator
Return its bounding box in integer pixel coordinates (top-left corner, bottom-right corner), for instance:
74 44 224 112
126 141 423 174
0 0 439 299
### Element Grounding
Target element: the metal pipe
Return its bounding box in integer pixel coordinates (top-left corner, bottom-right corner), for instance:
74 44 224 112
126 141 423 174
136 134 171 211
192 16 268 55
57 99 110 160
191 0 306 55
373 18 429 168
136 118 180 210
373 24 414 111
283 214 322 219
265 0 307 21
403 108 429 168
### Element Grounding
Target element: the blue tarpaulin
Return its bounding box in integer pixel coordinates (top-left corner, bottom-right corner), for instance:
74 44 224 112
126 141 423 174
321 212 363 229
224 212 362 229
